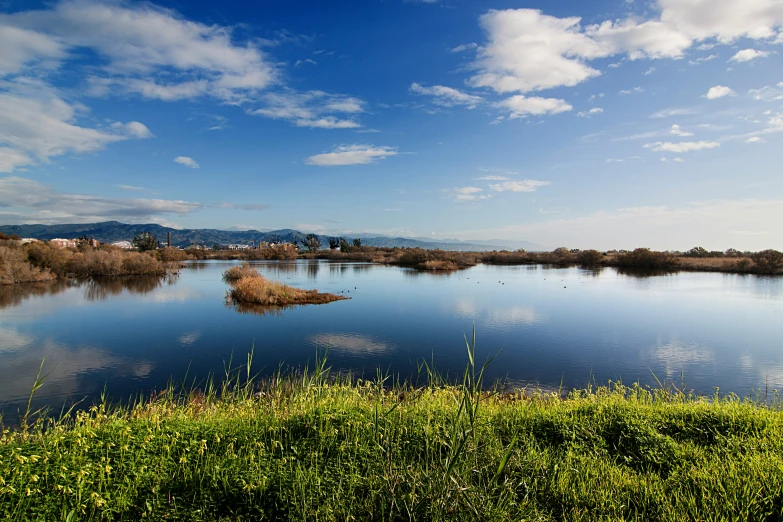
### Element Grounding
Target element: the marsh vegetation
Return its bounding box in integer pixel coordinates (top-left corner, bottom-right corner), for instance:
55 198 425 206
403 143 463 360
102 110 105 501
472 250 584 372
2 342 782 521
224 265 348 307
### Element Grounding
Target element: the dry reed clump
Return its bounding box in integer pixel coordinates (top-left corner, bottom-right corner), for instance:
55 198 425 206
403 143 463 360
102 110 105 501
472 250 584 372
615 248 677 269
0 245 55 285
422 259 459 271
222 264 260 282
225 267 348 306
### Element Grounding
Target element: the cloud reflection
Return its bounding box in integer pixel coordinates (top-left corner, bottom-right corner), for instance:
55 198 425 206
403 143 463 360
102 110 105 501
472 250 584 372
308 333 392 354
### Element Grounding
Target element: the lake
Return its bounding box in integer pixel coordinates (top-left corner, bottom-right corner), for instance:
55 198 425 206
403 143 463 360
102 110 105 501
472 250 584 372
1 260 782 420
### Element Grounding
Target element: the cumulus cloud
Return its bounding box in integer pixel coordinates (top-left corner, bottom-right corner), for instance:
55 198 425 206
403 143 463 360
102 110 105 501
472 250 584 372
705 85 735 99
250 90 364 129
497 95 572 118
669 124 693 136
0 176 202 224
643 141 720 152
489 180 550 192
577 107 604 118
174 156 199 168
461 3 783 97
306 145 398 166
409 83 483 109
728 49 770 62
746 136 764 143
109 121 153 139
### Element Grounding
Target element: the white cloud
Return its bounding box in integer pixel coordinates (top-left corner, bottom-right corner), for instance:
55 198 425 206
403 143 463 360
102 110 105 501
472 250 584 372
749 84 783 101
643 141 720 152
689 54 718 64
0 81 149 172
577 107 604 118
745 136 764 143
0 25 65 74
608 62 622 68
410 83 483 109
0 176 202 224
489 180 550 192
588 93 605 101
461 3 783 97
644 67 656 75
673 157 684 162
468 9 606 94
473 175 510 181
498 95 572 118
650 106 700 118
174 156 199 168
109 121 153 139
705 85 735 99
306 145 398 166
250 90 364 129
450 43 478 53
619 86 644 95
669 124 693 136
728 48 770 63
4 0 277 103
447 186 492 201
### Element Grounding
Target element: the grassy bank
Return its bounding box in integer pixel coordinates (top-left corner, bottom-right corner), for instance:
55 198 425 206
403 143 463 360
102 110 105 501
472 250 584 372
2 343 782 521
224 266 348 307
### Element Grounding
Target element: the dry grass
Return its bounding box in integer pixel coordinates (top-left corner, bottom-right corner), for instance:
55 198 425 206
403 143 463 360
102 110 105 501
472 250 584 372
422 259 459 270
222 264 261 282
225 266 348 306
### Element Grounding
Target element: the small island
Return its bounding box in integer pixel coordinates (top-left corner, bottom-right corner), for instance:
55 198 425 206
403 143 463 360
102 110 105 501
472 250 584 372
223 265 349 307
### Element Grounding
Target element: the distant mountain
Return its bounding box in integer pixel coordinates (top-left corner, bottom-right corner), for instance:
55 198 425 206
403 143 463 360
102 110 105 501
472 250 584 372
0 221 532 251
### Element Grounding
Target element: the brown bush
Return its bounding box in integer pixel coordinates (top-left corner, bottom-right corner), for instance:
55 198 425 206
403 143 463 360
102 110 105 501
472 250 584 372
421 260 459 271
750 249 783 274
157 247 190 263
0 245 56 284
25 242 71 276
616 248 677 269
577 249 604 267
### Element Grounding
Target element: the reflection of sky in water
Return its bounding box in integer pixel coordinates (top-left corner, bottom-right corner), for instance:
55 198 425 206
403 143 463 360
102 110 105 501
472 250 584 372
1 261 782 417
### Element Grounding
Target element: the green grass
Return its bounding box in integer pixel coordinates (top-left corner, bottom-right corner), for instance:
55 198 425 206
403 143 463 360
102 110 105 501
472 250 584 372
2 339 783 521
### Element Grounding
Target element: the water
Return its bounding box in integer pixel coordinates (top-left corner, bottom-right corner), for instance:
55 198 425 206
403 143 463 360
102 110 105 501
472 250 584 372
1 260 782 419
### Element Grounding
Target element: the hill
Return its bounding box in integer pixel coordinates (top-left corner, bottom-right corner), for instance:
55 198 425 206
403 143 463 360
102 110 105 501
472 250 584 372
0 221 532 251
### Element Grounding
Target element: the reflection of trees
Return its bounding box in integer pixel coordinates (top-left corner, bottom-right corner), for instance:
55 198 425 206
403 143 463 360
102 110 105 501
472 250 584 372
616 267 677 279
402 268 456 279
305 261 320 280
0 280 71 309
84 275 177 301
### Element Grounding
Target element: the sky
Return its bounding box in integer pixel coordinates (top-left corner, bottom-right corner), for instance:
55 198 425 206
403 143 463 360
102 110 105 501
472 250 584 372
0 0 782 250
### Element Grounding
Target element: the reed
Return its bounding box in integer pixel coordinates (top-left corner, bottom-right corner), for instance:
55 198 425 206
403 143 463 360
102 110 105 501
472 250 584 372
224 266 348 306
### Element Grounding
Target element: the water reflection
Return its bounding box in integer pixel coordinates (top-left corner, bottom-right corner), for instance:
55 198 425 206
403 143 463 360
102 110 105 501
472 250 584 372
84 275 177 301
0 280 72 309
308 333 393 355
402 268 457 279
227 301 288 316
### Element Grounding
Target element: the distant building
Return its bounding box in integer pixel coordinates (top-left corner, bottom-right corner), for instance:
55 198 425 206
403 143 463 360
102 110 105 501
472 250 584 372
49 238 77 248
226 244 251 250
20 238 38 244
111 240 134 249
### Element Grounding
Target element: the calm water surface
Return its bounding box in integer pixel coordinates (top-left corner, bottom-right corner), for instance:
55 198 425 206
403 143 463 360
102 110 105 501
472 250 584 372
1 260 782 418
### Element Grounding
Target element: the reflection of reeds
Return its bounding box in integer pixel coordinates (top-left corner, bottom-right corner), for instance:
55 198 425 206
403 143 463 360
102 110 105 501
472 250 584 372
84 275 172 301
0 280 71 309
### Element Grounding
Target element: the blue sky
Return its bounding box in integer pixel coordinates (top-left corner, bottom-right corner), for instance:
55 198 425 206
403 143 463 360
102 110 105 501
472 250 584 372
0 0 782 250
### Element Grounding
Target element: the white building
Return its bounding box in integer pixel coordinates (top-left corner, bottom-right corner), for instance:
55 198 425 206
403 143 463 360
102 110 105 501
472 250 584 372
111 240 134 249
49 238 77 248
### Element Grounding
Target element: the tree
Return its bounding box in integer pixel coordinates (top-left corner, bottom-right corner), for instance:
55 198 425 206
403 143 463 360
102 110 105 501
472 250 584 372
132 232 158 252
304 234 320 253
353 238 362 248
750 249 783 274
328 237 340 249
685 246 708 258
339 238 352 252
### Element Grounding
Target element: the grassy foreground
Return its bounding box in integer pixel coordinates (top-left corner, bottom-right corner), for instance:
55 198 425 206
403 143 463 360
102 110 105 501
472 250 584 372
2 343 783 521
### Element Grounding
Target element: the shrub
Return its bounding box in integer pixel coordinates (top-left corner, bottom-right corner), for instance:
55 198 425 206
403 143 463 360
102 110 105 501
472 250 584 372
750 249 783 274
577 249 604 267
0 245 55 284
422 260 459 271
222 264 260 282
616 248 677 269
157 247 189 263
